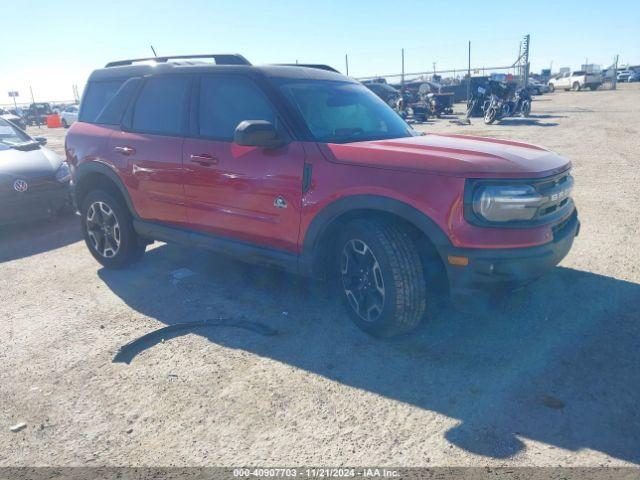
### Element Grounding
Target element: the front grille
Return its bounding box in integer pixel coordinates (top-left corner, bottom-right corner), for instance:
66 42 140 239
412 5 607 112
531 171 574 221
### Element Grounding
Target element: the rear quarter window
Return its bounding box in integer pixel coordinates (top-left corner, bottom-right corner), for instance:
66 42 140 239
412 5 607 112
94 78 141 125
79 80 126 123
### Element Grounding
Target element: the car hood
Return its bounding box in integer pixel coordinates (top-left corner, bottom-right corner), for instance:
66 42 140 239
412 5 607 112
322 133 571 178
0 146 63 179
1 114 21 123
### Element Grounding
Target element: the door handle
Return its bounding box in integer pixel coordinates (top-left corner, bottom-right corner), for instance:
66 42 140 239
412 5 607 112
190 153 219 166
115 146 136 156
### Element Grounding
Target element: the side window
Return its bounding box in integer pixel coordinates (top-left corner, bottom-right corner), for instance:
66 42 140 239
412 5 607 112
95 78 141 125
132 76 190 136
198 76 277 140
78 80 125 123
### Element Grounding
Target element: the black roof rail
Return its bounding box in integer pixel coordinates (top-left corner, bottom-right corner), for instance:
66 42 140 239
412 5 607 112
275 64 340 73
105 54 251 68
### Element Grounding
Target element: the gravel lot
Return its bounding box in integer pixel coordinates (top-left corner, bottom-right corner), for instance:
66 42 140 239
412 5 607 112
1 85 639 467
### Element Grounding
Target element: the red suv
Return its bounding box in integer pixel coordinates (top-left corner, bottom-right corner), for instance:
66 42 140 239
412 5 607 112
66 54 579 337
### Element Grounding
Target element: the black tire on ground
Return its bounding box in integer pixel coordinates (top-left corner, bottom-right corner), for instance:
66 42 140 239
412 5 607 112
548 83 555 92
589 85 599 91
572 82 581 91
484 107 497 124
61 118 68 128
336 219 427 338
80 189 146 269
521 100 531 117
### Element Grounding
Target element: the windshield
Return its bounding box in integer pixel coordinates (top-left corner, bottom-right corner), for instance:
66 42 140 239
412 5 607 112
0 118 32 148
279 80 414 143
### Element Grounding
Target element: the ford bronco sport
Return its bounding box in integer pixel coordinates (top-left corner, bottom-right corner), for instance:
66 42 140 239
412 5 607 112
66 54 580 337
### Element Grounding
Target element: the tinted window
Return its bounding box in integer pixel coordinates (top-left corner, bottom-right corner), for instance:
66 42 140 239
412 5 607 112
132 76 190 136
79 80 125 123
95 78 141 125
198 76 276 140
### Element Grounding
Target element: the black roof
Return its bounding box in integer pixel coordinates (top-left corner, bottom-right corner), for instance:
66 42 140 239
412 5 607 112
89 54 351 83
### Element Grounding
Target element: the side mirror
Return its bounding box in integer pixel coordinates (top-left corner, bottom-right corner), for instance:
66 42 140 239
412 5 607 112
234 120 285 149
34 136 47 146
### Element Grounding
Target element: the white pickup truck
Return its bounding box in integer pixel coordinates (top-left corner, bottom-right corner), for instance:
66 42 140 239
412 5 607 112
548 70 602 92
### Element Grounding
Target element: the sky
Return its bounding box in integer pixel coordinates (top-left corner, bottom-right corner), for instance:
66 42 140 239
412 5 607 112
1 0 638 105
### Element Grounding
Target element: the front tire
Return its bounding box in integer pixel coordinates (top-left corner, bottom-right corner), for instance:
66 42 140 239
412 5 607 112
61 118 68 128
548 83 555 92
521 100 531 117
336 220 426 338
484 106 498 124
80 189 145 269
572 82 581 91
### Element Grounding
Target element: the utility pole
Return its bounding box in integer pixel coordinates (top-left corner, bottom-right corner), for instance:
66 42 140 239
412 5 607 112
612 54 619 90
467 41 471 103
401 48 405 92
29 85 35 104
432 62 436 78
345 54 349 76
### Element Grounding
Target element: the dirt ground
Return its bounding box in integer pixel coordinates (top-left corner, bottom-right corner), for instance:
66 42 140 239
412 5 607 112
1 85 639 467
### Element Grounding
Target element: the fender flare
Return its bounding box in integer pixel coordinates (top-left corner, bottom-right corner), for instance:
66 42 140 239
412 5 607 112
299 194 452 276
73 161 138 217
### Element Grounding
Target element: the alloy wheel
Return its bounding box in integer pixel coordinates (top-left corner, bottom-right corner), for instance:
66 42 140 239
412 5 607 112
340 239 386 322
86 201 121 258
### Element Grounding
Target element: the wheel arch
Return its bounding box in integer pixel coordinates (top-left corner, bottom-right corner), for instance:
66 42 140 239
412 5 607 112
300 195 451 278
74 162 137 217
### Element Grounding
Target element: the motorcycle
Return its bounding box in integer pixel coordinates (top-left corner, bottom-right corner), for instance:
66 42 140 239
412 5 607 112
484 84 532 124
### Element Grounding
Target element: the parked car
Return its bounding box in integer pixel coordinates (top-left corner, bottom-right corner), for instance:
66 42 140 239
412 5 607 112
0 108 27 130
0 118 72 225
362 81 401 110
616 70 634 82
548 70 602 91
528 78 550 95
625 70 640 82
67 54 579 338
60 105 79 128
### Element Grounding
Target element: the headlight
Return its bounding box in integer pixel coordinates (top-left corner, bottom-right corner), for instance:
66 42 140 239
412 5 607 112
55 162 71 183
472 184 543 222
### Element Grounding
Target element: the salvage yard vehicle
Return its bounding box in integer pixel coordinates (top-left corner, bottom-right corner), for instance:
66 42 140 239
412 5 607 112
0 108 27 130
0 118 72 225
362 80 402 110
24 102 54 126
60 105 79 128
67 54 580 337
548 70 602 91
484 84 532 124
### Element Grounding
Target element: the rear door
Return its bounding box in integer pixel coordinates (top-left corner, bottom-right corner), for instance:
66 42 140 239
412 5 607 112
108 75 191 226
182 74 305 252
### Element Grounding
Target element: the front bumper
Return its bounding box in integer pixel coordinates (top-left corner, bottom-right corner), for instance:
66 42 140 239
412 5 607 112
442 210 580 306
0 181 72 225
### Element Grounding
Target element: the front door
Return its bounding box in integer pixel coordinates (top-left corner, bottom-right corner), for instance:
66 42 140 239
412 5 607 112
182 75 304 252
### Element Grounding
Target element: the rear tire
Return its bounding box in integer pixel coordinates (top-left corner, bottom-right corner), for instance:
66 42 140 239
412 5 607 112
80 189 146 269
336 219 426 338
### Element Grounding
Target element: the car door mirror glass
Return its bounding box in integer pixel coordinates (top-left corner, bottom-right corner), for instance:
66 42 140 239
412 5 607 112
34 136 47 146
